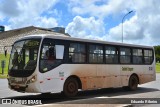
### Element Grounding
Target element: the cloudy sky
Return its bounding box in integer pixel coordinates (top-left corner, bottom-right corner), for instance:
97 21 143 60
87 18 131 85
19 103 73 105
0 0 159 46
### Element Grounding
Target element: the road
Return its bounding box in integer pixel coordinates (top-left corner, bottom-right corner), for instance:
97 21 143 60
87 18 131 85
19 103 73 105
0 74 160 107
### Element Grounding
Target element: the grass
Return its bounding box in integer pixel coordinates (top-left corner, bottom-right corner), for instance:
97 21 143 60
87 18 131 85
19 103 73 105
0 74 8 79
0 54 10 78
156 63 160 73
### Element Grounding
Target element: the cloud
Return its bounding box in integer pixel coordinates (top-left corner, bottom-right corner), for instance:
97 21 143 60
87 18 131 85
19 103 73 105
66 16 105 39
68 0 134 19
35 17 58 28
0 0 22 17
0 0 58 30
107 0 160 45
108 15 144 41
1 0 160 46
67 0 160 45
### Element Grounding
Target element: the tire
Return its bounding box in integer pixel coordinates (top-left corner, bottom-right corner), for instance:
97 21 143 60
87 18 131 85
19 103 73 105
128 75 139 91
123 86 129 90
40 92 51 97
63 78 78 97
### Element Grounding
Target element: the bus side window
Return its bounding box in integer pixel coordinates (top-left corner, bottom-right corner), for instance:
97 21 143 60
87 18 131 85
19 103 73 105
120 48 131 64
69 43 86 63
105 46 118 64
48 47 56 60
89 44 103 63
144 49 153 64
133 49 143 64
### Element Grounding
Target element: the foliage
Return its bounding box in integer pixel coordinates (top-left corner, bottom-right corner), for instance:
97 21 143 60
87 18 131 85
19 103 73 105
154 45 160 62
156 63 160 73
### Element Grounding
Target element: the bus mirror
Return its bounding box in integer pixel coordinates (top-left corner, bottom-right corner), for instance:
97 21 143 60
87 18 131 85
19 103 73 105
55 45 64 59
4 50 7 57
12 52 18 66
4 46 7 57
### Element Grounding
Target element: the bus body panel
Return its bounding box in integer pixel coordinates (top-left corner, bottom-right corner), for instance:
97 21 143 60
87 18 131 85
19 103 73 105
36 62 155 93
37 64 65 93
8 62 156 93
8 68 41 93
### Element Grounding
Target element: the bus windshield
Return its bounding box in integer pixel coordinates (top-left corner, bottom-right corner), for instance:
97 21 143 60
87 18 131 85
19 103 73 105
8 39 41 77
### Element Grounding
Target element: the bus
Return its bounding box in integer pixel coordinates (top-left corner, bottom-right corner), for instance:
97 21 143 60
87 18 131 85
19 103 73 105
7 33 156 97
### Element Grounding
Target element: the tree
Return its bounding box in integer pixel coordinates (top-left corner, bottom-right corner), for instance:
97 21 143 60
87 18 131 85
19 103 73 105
154 45 160 62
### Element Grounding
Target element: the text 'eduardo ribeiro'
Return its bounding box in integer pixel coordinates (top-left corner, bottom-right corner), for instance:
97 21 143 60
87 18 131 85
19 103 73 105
131 99 158 104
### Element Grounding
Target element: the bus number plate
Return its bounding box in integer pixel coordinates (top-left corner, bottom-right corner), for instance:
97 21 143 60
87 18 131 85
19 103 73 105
14 85 19 89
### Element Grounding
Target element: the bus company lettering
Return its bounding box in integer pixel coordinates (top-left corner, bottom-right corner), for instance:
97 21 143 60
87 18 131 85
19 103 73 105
122 67 133 71
59 72 64 77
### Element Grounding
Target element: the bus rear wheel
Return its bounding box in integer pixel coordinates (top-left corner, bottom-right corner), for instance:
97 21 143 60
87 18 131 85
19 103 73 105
128 75 139 91
63 78 78 97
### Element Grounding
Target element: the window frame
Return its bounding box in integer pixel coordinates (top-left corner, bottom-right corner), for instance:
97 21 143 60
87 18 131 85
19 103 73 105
132 48 143 64
38 38 154 68
119 47 132 64
39 38 65 73
68 42 87 63
105 45 119 64
143 49 154 64
88 43 104 64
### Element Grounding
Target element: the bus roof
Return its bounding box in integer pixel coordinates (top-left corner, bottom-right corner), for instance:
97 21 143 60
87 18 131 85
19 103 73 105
18 34 153 49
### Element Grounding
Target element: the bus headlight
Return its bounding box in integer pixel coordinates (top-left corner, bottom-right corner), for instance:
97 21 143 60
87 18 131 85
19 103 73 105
27 75 37 84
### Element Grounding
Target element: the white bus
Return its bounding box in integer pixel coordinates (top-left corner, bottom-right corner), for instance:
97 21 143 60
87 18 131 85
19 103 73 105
7 33 156 97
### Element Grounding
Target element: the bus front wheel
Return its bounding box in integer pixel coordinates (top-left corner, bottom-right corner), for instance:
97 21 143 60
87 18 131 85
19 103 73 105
128 75 139 91
63 77 78 97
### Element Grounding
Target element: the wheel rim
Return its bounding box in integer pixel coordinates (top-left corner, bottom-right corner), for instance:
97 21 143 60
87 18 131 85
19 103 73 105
64 78 78 97
67 82 76 93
